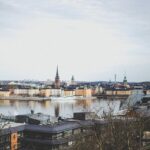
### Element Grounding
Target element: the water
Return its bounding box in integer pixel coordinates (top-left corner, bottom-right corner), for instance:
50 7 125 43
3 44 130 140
0 99 121 118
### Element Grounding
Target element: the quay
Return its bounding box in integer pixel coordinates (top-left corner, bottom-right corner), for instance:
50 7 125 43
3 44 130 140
96 94 129 100
0 96 96 102
0 96 51 101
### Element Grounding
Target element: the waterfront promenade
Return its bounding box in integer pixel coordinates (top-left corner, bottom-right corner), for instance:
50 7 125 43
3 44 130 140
0 96 96 101
0 96 51 101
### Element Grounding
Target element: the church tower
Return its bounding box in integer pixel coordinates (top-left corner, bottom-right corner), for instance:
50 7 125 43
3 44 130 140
71 75 74 83
55 66 60 89
123 76 128 86
71 75 76 85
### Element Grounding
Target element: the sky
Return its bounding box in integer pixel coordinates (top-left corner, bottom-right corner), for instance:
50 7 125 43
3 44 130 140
0 0 150 82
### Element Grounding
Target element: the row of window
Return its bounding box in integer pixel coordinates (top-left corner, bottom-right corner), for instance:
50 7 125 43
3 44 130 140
24 128 88 140
0 135 10 144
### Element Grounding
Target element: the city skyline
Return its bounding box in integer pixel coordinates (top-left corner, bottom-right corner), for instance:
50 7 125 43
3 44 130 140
0 0 150 82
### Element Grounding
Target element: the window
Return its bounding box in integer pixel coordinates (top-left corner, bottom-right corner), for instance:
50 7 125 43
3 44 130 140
73 129 81 135
63 130 73 137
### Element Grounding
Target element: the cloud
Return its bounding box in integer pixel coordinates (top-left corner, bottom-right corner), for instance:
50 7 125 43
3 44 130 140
0 0 150 81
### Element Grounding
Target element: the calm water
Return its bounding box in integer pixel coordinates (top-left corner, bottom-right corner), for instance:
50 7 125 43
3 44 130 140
0 99 121 118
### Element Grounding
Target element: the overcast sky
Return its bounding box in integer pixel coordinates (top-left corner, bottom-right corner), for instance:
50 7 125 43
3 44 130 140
0 0 150 82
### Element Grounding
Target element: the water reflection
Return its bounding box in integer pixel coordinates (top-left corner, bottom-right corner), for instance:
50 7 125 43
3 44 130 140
75 99 92 108
0 100 10 105
55 103 60 117
42 101 51 108
0 99 121 118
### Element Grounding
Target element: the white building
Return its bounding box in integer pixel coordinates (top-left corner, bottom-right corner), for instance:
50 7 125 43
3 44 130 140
14 89 39 96
50 89 62 96
0 91 10 97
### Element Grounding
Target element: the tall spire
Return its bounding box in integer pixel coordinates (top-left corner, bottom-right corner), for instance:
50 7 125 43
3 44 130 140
71 75 76 85
55 65 60 89
71 75 74 82
55 65 59 80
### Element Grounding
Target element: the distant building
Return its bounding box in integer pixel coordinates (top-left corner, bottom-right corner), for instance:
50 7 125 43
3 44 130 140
63 89 75 96
105 89 131 96
39 88 62 97
123 75 130 88
75 87 92 97
50 88 62 96
13 89 39 96
40 89 51 97
91 85 104 96
0 90 10 97
123 76 128 86
70 75 76 85
54 66 61 89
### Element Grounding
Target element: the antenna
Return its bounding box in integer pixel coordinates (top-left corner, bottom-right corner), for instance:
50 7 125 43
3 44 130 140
114 74 117 83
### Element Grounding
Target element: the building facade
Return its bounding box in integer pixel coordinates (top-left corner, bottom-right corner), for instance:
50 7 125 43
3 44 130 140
13 89 39 97
75 88 92 97
0 91 10 97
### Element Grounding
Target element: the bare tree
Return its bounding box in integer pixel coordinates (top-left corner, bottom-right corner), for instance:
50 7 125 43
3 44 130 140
71 111 149 150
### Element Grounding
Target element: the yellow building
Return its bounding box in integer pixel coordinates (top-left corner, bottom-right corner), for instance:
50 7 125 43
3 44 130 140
40 89 62 97
106 89 131 96
75 88 92 97
0 91 10 97
40 89 51 97
116 90 131 95
11 133 18 150
63 90 75 96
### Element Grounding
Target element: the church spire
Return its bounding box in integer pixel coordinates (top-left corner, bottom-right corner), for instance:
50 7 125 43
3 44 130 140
55 65 60 89
71 75 74 82
55 65 59 80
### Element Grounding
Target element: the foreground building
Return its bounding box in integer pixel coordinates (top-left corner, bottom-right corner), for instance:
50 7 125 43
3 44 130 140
0 122 24 150
0 110 150 150
0 113 93 150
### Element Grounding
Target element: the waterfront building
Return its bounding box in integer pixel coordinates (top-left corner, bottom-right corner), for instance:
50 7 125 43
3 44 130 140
0 90 10 97
75 87 92 97
39 88 62 97
91 85 104 96
105 89 131 96
50 88 62 97
63 89 75 97
13 89 39 97
39 89 51 97
95 85 104 95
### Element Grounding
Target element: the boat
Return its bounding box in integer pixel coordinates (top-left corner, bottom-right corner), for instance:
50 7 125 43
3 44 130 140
50 96 76 101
